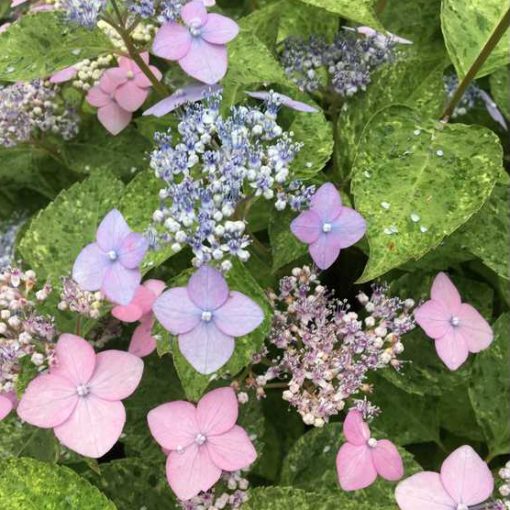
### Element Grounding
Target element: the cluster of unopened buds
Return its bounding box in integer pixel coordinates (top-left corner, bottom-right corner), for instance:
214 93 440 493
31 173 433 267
0 267 56 393
57 276 104 319
248 266 415 426
178 471 249 510
498 461 510 507
150 91 315 267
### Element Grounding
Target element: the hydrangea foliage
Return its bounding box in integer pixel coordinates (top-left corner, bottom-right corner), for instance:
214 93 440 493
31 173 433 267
0 0 509 509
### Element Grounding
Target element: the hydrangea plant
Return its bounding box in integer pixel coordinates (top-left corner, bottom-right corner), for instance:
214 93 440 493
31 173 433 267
0 0 509 509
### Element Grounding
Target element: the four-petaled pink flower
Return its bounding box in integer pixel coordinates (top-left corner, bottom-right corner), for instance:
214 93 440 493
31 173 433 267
152 0 239 84
0 391 16 421
336 410 403 491
17 334 144 458
395 445 494 510
153 265 264 374
72 209 148 306
414 272 493 371
148 387 257 500
102 53 162 112
112 279 166 357
291 183 366 270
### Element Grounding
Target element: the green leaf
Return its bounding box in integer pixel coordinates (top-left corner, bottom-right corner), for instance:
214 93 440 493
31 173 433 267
469 313 510 459
379 0 443 48
277 0 339 43
296 0 383 29
63 124 151 178
0 418 59 463
123 353 184 462
370 376 441 445
172 260 272 401
84 459 177 510
222 29 291 105
455 185 510 280
0 12 113 81
0 457 115 509
337 49 448 177
280 422 421 504
490 66 510 119
351 106 502 282
244 487 340 510
118 170 177 273
238 1 283 48
269 208 307 271
290 107 334 179
19 169 125 283
441 0 510 79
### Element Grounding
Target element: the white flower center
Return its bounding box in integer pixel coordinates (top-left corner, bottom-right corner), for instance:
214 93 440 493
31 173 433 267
322 222 332 233
450 316 460 327
188 21 203 37
76 384 90 397
107 250 118 261
456 505 468 510
126 70 134 79
195 433 207 445
176 445 185 455
367 438 378 448
201 311 212 322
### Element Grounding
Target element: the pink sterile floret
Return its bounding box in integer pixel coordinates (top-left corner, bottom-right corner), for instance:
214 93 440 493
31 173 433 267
395 445 494 510
153 265 264 375
0 391 17 421
17 334 144 458
148 387 257 500
336 410 404 491
414 272 493 371
72 209 148 306
291 183 366 270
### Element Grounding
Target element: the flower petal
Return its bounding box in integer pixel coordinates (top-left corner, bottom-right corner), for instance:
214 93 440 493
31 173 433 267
308 233 342 270
207 425 257 470
118 232 148 269
143 279 166 299
336 443 377 491
102 263 141 306
179 38 227 85
148 401 198 450
96 209 131 252
0 392 14 421
414 300 452 339
202 13 239 44
50 66 77 83
166 444 222 501
197 387 238 435
153 287 202 334
330 207 366 248
101 68 128 90
88 350 143 401
97 102 132 135
129 317 157 357
54 396 125 458
434 328 469 371
16 374 77 428
395 472 456 510
290 210 322 244
246 91 318 113
372 439 404 481
86 86 111 108
457 303 493 353
134 64 162 88
72 243 111 291
214 291 264 337
153 22 192 61
188 265 229 310
181 0 207 26
114 80 149 112
310 183 343 222
440 445 494 506
430 273 462 313
178 321 234 375
111 301 144 323
343 410 370 446
51 334 96 385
